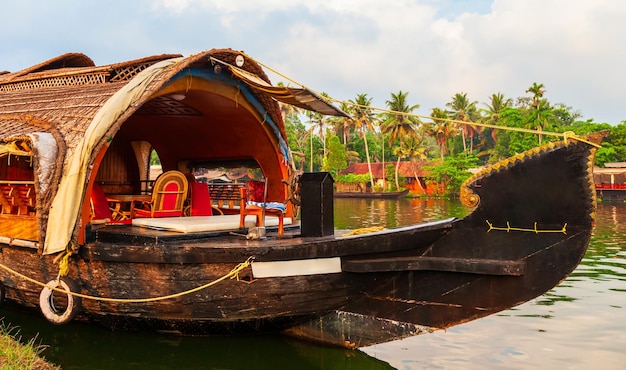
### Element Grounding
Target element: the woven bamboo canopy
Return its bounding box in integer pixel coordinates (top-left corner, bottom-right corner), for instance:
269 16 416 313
0 48 342 254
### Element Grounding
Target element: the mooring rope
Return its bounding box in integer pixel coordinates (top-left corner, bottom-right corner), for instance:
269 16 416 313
342 226 385 236
0 256 254 303
233 53 601 148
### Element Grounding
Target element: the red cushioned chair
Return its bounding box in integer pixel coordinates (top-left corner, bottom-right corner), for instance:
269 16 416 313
131 170 188 219
89 183 129 225
239 179 286 236
190 182 223 216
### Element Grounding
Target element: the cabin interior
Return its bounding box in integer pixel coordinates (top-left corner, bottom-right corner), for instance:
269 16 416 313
0 74 295 246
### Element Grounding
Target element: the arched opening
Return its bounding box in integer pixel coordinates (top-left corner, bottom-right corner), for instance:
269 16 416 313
83 72 291 235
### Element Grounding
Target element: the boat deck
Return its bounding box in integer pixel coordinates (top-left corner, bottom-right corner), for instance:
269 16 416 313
83 218 458 264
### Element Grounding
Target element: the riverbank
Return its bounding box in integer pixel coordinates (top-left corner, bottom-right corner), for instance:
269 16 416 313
0 322 59 370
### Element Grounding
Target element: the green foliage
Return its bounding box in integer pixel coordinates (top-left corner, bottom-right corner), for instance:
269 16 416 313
150 149 161 166
304 135 324 172
385 164 395 183
0 321 59 369
335 173 371 183
282 80 626 196
324 136 348 176
284 116 307 154
424 154 479 197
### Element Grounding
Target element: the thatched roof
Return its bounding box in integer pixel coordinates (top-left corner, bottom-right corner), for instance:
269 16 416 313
0 48 287 172
0 48 347 151
0 52 95 82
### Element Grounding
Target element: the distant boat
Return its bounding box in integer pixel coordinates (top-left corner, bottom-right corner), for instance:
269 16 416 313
333 189 409 199
0 48 607 348
594 163 626 201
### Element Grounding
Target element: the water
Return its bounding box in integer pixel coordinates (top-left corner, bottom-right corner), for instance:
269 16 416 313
1 199 624 369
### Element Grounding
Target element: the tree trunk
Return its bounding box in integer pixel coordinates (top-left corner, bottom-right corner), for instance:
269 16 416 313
461 127 467 154
363 129 375 191
381 132 387 190
395 156 401 190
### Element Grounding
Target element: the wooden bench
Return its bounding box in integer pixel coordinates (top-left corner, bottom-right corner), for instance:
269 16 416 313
207 183 244 214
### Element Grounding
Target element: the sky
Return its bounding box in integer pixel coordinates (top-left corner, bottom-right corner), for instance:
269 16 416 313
2 0 625 124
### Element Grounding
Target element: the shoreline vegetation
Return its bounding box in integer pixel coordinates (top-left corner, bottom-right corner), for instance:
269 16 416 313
286 83 626 199
0 320 59 370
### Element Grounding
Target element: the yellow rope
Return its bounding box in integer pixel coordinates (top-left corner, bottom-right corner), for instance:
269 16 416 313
235 53 601 148
486 220 567 234
57 250 72 277
342 226 385 236
0 256 254 303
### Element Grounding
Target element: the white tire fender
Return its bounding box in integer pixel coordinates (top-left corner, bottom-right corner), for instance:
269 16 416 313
39 277 82 325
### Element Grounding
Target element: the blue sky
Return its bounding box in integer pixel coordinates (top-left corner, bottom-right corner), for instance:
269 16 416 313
2 0 624 124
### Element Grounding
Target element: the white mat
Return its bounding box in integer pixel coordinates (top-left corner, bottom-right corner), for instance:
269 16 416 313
132 214 292 233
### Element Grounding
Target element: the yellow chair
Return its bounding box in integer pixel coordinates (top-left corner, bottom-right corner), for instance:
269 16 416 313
131 170 189 218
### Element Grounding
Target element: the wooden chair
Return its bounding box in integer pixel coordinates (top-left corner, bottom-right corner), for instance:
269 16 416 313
0 185 16 214
131 170 188 219
15 185 36 215
89 183 129 225
239 179 286 236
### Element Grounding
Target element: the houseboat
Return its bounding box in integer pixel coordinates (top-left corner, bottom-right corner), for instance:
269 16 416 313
0 49 605 347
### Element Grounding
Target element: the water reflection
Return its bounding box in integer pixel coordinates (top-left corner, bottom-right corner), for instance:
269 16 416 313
2 199 624 369
0 306 393 370
334 198 470 230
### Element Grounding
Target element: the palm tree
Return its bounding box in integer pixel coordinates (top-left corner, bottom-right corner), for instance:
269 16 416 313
305 124 317 172
526 82 545 108
348 93 376 191
483 92 512 125
528 99 554 144
328 101 352 145
401 134 429 192
424 107 457 160
482 92 513 142
525 82 550 144
381 91 421 190
447 92 479 153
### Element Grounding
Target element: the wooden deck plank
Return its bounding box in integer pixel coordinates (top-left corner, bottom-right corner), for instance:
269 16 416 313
342 256 526 276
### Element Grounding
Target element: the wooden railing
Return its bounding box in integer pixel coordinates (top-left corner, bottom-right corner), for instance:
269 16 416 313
207 183 244 214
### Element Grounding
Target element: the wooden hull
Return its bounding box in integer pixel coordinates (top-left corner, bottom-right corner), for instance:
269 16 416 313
333 189 409 198
0 133 602 347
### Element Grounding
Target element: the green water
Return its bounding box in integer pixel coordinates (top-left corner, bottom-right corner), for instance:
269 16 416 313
1 199 624 369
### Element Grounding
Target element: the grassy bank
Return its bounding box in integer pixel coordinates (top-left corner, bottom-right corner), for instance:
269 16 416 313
0 320 59 370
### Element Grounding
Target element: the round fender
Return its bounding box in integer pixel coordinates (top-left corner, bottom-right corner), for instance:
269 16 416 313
39 277 82 325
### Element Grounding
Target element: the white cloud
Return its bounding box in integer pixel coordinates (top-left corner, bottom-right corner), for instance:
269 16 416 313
1 0 625 123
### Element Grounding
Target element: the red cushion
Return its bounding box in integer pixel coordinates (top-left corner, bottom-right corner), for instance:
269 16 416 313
191 182 213 216
91 184 112 220
246 180 265 202
161 182 180 210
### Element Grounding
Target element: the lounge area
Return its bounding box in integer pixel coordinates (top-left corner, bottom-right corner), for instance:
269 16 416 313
90 169 293 236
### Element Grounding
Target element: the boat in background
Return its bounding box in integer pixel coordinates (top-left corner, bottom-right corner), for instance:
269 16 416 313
595 162 626 201
333 189 409 199
0 48 606 348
